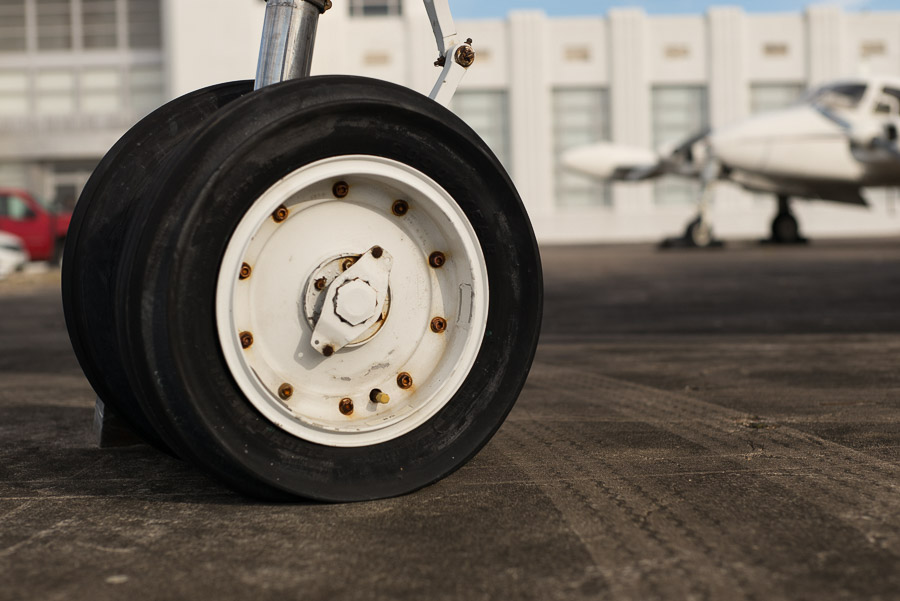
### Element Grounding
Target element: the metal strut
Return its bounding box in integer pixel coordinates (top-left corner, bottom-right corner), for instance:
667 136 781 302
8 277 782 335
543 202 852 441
255 0 474 105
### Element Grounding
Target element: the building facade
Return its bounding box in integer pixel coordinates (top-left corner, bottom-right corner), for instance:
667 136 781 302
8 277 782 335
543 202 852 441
1 0 899 241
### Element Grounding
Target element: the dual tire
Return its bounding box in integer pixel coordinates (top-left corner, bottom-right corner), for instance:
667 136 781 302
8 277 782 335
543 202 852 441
62 76 542 502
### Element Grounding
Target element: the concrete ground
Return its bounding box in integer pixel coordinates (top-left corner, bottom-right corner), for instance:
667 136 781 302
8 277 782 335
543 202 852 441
1 239 899 601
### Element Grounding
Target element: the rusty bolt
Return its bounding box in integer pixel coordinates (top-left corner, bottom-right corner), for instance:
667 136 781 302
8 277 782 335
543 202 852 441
434 55 446 68
372 246 384 259
397 373 413 390
272 205 289 223
341 257 356 271
323 345 335 357
455 44 476 68
370 389 390 404
323 0 332 10
429 251 446 268
392 200 409 216
239 263 252 280
278 384 294 400
431 317 447 334
314 277 327 291
339 398 354 415
240 331 254 349
333 181 350 198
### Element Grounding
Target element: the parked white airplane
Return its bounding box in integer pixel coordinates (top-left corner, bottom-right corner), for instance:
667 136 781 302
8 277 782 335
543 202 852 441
562 76 900 246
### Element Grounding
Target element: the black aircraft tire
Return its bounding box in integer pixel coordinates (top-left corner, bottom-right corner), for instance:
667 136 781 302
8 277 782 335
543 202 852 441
61 81 254 451
771 212 800 244
117 76 543 502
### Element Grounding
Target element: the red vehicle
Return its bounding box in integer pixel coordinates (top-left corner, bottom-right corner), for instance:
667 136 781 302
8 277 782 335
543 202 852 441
0 188 72 262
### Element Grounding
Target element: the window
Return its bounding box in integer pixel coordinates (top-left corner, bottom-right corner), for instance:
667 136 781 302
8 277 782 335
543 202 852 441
81 68 121 113
36 0 72 50
875 87 900 116
553 88 610 208
0 0 27 52
82 0 118 49
0 194 32 220
750 83 805 114
128 0 162 49
652 86 708 205
128 64 164 116
451 90 511 170
0 71 28 116
35 70 75 115
349 0 402 17
808 83 867 112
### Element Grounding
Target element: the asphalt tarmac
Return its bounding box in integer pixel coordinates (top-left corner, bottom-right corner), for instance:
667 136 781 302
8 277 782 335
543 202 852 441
2 239 899 601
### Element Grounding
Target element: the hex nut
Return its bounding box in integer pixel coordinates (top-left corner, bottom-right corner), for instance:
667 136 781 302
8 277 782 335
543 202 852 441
372 246 384 259
339 398 354 415
429 252 446 268
333 181 350 198
397 373 413 390
239 263 252 280
323 345 335 357
240 332 254 349
430 317 447 334
315 277 327 291
392 200 409 216
278 384 293 400
455 44 476 68
272 205 289 223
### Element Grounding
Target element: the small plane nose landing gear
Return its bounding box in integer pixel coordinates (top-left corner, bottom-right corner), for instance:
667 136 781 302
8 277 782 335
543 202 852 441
61 0 542 502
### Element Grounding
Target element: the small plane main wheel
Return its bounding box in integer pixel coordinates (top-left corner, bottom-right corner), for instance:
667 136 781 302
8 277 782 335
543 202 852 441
116 76 543 501
771 212 801 244
61 81 254 450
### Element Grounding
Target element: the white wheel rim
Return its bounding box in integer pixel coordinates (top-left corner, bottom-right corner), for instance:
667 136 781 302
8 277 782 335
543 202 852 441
216 156 489 447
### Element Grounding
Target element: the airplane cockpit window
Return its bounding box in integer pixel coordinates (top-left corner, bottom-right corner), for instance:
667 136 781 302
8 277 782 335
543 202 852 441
875 87 900 116
808 83 868 112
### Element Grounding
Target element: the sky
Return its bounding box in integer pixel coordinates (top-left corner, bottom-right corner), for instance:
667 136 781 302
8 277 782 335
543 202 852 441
451 0 900 19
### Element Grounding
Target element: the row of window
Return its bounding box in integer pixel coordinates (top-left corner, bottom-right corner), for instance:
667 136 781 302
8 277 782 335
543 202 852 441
0 65 164 119
0 0 160 52
453 83 805 207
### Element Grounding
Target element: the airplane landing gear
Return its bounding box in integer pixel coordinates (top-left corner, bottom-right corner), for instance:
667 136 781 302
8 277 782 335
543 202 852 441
768 195 807 244
60 0 543 502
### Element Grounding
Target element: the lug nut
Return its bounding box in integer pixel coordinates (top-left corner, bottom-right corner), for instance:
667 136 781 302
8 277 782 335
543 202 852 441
272 205 289 223
370 389 390 404
392 200 409 216
314 277 327 291
278 384 293 400
431 317 447 333
429 252 446 268
455 44 476 68
339 398 354 415
397 373 413 390
239 263 252 280
240 331 254 349
333 181 349 198
372 246 384 259
323 345 335 357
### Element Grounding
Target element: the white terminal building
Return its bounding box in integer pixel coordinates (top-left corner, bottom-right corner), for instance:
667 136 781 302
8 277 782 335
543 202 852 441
1 0 899 243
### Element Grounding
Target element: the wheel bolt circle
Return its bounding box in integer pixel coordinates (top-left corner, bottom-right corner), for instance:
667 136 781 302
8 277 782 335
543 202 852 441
278 384 293 400
392 200 409 216
429 252 446 268
272 205 289 223
239 263 252 280
397 373 413 390
339 398 354 415
431 317 447 333
333 181 350 198
240 331 254 349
